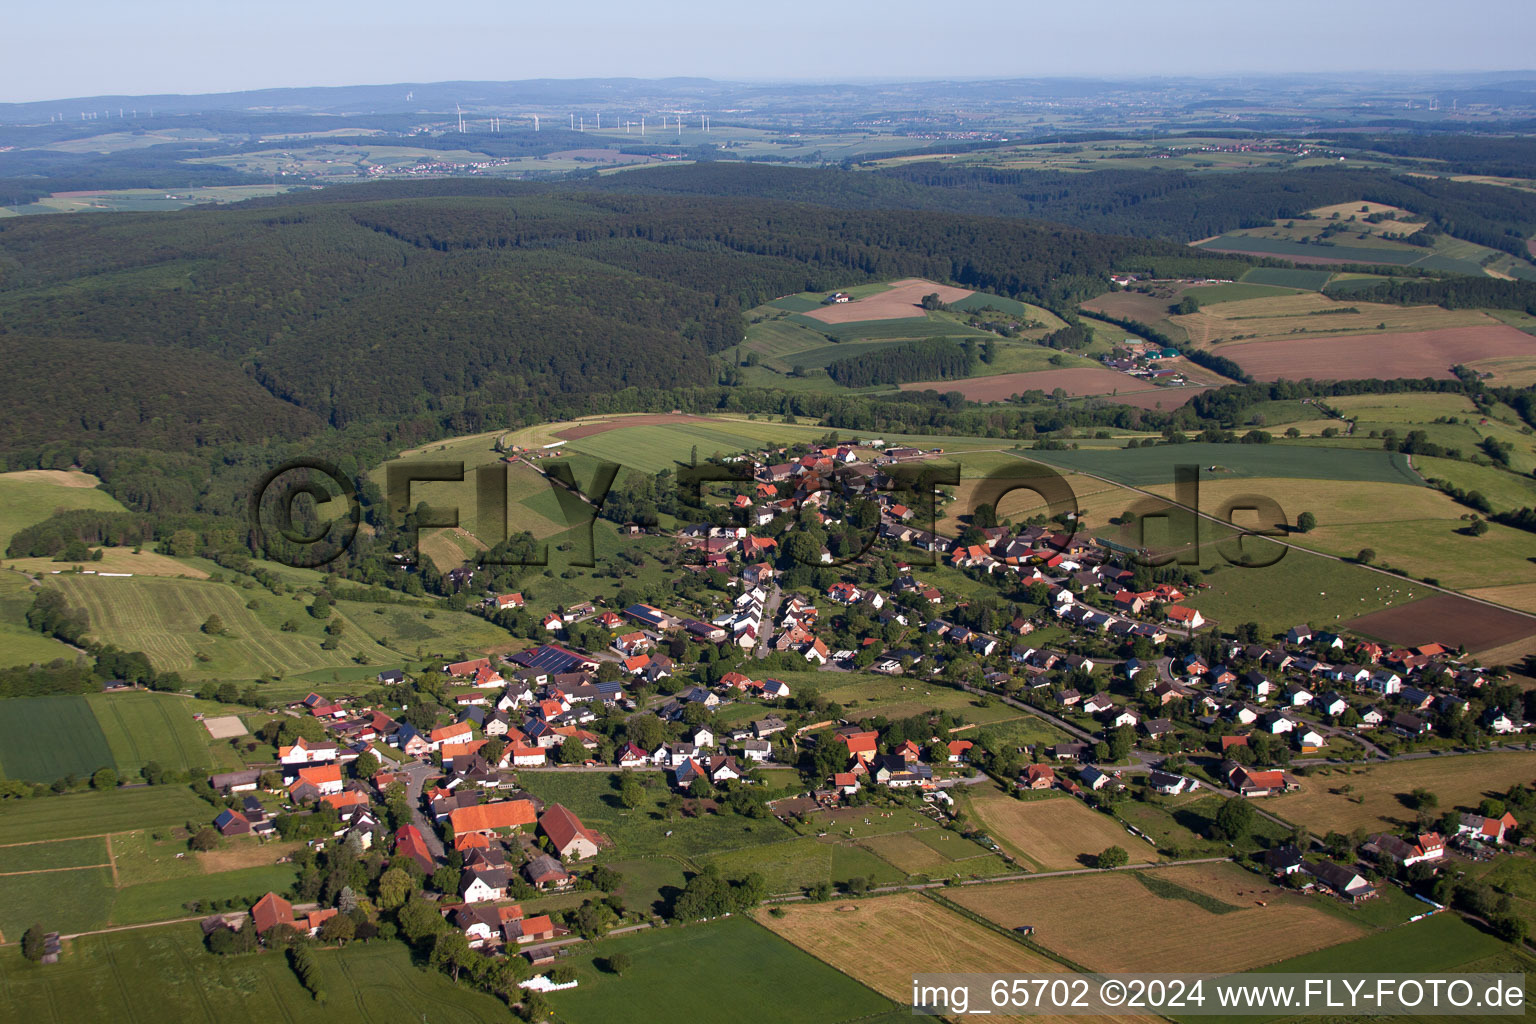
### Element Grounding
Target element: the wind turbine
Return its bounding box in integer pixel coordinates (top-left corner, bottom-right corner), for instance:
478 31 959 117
533 114 540 131
455 103 464 133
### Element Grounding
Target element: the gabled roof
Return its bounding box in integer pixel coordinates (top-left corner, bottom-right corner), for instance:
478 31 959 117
539 803 602 853
451 799 538 834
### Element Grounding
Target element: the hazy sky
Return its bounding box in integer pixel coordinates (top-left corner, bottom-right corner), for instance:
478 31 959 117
4 0 1533 102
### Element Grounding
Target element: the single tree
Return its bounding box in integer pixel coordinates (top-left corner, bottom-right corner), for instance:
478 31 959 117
189 826 221 852
1295 511 1317 534
1096 845 1129 869
91 767 118 790
605 952 632 976
21 924 47 961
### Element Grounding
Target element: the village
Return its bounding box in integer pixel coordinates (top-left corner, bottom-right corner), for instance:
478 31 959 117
172 431 1536 986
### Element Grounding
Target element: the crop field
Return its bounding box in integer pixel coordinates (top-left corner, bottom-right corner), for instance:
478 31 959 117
8 547 209 578
47 575 404 678
1268 752 1536 835
1143 477 1463 535
1343 593 1536 655
551 916 897 1024
0 924 514 1024
798 278 974 323
564 417 820 473
0 785 207 842
1464 583 1536 615
1240 267 1335 289
756 893 1160 1024
0 470 126 554
949 867 1365 974
1219 324 1536 381
1021 443 1423 486
84 690 213 778
900 367 1204 406
1197 234 1426 265
963 789 1151 871
0 696 115 782
0 569 79 667
1172 295 1490 347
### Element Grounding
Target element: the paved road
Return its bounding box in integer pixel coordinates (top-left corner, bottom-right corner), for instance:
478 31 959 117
399 760 446 865
754 584 783 660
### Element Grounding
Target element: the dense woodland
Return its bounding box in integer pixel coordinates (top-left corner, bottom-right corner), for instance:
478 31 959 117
591 162 1536 259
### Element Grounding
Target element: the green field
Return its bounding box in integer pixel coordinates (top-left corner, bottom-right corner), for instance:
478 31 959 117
549 916 896 1024
1173 914 1513 1024
1202 234 1424 265
0 835 108 874
0 866 115 938
0 785 208 841
107 864 301 926
0 696 115 782
565 419 818 473
1239 267 1335 290
1185 538 1429 637
0 569 80 667
514 770 799 865
1186 282 1304 304
85 690 214 778
1023 443 1423 487
0 924 514 1023
0 472 126 553
46 574 406 678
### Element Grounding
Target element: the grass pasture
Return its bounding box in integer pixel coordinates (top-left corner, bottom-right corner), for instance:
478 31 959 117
0 569 80 667
8 548 208 579
47 574 404 678
0 470 125 553
0 695 115 782
85 690 213 778
950 865 1364 973
1267 752 1536 835
756 892 1159 1024
0 785 207 842
0 866 115 938
1022 442 1422 486
551 916 896 1024
0 923 514 1024
963 788 1152 871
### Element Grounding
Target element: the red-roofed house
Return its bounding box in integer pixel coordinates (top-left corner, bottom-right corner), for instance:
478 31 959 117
290 763 343 797
429 722 474 749
394 825 436 874
538 803 602 860
1165 605 1205 628
1020 764 1056 790
451 800 538 836
251 892 296 935
945 739 974 763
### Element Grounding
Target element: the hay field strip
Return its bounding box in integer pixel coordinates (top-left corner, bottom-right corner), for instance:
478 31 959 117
964 789 1155 871
756 893 1160 1024
1265 751 1536 835
948 868 1364 974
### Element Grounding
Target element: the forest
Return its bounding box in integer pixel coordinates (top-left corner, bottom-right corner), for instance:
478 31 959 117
587 162 1536 258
